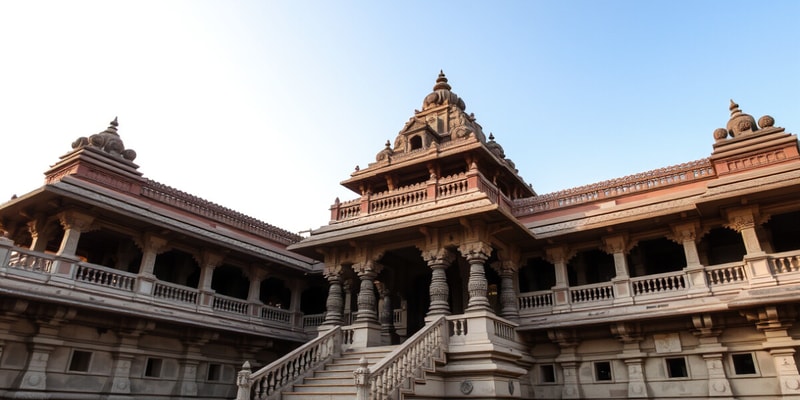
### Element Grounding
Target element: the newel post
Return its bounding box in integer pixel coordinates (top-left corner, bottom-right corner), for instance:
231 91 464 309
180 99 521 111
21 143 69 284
354 357 370 400
235 361 252 400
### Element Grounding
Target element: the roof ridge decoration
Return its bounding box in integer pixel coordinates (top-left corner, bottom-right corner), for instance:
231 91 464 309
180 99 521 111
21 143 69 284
71 117 138 162
141 179 303 245
714 100 776 141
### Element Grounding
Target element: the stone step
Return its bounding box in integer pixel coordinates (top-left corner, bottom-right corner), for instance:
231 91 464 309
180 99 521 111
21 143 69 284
281 391 356 400
303 376 353 385
291 383 355 393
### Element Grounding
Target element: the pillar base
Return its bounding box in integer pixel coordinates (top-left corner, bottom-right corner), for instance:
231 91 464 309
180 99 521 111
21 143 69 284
348 321 382 348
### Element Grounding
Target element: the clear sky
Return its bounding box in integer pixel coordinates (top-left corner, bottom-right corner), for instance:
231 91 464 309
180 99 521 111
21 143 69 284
1 1 798 234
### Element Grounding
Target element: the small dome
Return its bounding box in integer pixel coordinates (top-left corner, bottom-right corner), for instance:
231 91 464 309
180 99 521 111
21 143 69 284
72 118 137 161
422 71 466 111
726 100 757 137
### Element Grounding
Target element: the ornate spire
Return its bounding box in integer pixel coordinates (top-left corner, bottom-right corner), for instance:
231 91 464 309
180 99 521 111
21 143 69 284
422 70 465 111
71 117 137 161
725 100 757 138
433 70 451 91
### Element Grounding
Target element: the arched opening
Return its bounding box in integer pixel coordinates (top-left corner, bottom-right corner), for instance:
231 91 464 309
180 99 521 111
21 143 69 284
627 238 686 277
699 227 746 265
519 257 556 292
211 265 249 299
567 249 615 286
765 210 800 252
75 229 142 273
260 277 291 309
409 135 423 150
153 249 200 288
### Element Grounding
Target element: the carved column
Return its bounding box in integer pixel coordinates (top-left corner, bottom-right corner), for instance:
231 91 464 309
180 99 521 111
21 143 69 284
742 306 800 396
353 261 382 323
459 242 493 312
690 314 734 398
611 322 648 398
603 234 633 303
322 264 344 327
670 221 709 294
246 267 267 317
176 331 217 397
492 260 520 322
134 233 169 295
27 215 55 252
725 207 773 285
375 281 396 345
106 319 154 396
288 279 305 329
549 329 581 399
196 250 225 309
545 246 571 309
56 210 94 256
422 248 455 317
18 306 76 393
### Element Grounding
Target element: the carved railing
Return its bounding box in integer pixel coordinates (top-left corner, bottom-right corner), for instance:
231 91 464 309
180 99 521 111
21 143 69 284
331 169 518 222
302 313 325 329
570 282 614 303
74 263 136 291
260 305 291 323
153 281 199 304
213 294 249 315
769 250 800 274
518 290 553 310
514 158 716 216
6 250 55 273
437 173 469 199
706 263 747 286
238 326 342 400
359 315 447 400
631 271 687 295
369 183 427 213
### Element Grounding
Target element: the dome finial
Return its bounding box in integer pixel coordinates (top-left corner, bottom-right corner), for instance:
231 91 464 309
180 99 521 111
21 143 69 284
729 100 741 116
433 70 451 91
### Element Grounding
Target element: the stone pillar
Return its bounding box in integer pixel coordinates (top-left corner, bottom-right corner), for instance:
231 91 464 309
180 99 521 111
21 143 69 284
670 221 709 294
134 233 169 295
545 246 571 309
175 332 216 397
459 242 492 312
106 320 154 399
245 267 267 317
353 261 382 323
611 322 648 398
375 281 396 345
196 250 225 310
18 306 76 394
603 234 633 304
288 279 305 329
725 207 773 286
56 210 95 256
742 306 800 396
422 248 455 318
27 215 55 252
492 260 520 322
549 329 581 399
321 264 344 327
690 314 734 398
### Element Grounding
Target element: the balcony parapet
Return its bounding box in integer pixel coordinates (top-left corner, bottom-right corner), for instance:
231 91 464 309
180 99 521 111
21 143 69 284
518 251 800 322
329 170 513 223
0 241 311 340
513 158 716 217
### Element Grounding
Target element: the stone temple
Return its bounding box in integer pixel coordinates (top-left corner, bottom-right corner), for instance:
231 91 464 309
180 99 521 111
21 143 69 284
1 72 799 399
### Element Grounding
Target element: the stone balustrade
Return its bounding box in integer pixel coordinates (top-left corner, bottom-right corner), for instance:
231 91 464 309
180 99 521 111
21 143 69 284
630 271 687 296
0 240 310 337
330 170 513 222
570 282 615 303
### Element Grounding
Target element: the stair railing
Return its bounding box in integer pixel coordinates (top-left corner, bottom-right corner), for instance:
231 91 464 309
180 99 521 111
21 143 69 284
355 315 448 400
236 326 342 400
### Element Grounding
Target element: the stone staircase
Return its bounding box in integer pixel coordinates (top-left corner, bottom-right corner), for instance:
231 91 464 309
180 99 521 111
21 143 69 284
280 346 396 399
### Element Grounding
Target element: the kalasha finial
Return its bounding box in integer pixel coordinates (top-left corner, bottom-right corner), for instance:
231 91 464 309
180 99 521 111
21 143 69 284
104 117 120 135
489 132 495 141
729 100 741 116
433 70 451 91
385 140 391 148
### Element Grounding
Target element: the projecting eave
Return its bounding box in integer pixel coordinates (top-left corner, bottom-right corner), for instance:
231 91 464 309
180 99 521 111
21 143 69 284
289 190 535 259
30 177 317 271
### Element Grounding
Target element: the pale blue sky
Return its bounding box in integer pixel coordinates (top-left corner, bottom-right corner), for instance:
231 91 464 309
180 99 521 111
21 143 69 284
1 1 798 233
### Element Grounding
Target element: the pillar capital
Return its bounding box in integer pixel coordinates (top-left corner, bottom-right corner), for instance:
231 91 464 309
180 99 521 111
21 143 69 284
57 210 95 232
136 232 170 254
602 233 634 254
323 263 343 280
458 241 492 261
421 248 455 266
544 245 574 265
352 260 383 277
723 206 765 232
667 220 704 244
